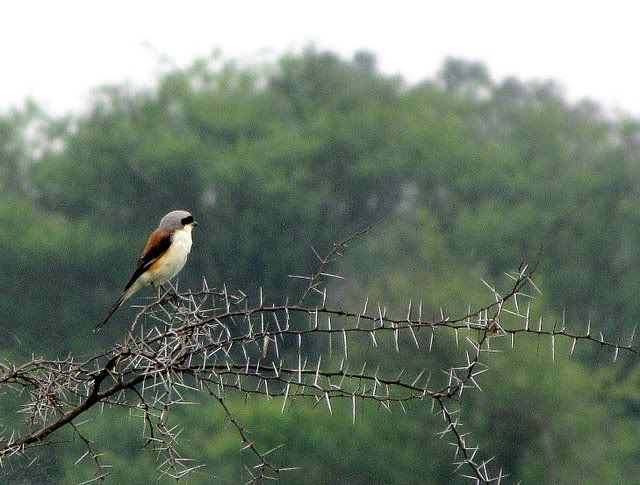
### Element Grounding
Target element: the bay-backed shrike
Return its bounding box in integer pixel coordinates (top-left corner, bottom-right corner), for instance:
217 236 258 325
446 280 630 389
96 210 198 330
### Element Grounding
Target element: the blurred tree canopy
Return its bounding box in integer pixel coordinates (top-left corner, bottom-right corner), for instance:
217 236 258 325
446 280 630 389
2 48 640 483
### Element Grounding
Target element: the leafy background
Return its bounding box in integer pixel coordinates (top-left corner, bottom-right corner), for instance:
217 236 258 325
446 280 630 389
2 49 640 483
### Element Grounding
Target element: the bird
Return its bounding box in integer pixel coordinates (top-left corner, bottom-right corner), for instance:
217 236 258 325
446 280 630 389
96 210 198 330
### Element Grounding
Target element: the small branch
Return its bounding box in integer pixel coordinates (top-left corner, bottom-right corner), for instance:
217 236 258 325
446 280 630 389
294 225 372 305
211 391 288 483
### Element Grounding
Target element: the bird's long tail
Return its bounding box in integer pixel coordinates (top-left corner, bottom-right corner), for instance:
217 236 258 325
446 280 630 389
95 289 133 331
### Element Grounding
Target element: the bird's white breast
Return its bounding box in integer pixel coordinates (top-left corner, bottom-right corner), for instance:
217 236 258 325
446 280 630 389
151 227 192 285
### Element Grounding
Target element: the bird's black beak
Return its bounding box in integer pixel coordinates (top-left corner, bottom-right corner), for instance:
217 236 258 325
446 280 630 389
193 221 199 227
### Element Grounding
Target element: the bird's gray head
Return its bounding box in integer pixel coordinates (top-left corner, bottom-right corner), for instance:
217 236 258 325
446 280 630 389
158 210 197 232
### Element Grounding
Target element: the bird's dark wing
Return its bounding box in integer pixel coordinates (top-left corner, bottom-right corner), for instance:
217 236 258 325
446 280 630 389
96 228 174 331
123 228 173 291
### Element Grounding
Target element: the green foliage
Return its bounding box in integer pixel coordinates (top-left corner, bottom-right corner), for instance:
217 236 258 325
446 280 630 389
58 399 453 484
2 50 640 482
472 340 640 483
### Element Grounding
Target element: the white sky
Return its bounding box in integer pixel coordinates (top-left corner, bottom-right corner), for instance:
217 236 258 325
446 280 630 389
2 1 640 116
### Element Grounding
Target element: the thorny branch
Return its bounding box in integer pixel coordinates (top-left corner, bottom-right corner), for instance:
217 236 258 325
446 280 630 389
0 241 637 483
212 392 297 484
292 225 372 305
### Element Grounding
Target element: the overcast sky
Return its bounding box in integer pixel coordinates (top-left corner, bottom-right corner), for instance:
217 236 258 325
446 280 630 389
2 1 639 116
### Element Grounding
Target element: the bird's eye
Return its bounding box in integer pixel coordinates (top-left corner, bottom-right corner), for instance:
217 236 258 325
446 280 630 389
181 215 194 225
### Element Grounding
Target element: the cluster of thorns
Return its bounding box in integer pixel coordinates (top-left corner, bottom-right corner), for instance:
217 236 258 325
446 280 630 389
0 231 637 484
